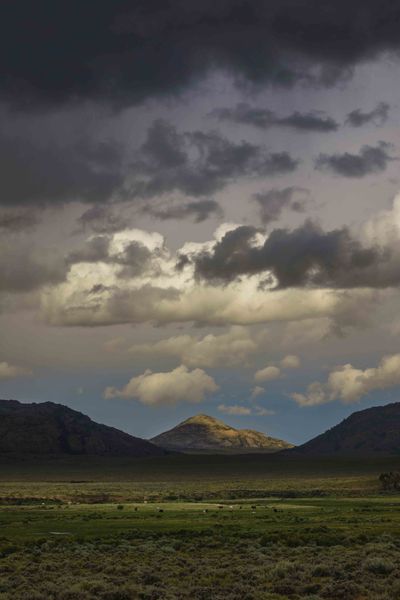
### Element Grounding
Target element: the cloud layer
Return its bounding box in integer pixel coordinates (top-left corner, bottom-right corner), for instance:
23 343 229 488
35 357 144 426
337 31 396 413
315 142 394 178
189 221 388 288
212 103 338 132
40 218 387 328
253 187 309 225
3 2 400 109
346 102 389 127
129 120 298 200
129 326 268 368
0 111 124 207
6 181 400 334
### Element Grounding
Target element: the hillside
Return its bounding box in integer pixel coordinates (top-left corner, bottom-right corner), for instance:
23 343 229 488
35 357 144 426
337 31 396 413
151 414 293 453
292 402 400 455
0 399 166 457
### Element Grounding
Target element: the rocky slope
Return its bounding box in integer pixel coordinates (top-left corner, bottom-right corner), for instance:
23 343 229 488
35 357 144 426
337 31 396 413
291 402 400 455
0 399 166 457
151 414 293 452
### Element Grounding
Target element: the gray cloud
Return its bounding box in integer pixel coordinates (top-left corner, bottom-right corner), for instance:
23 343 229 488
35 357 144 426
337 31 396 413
0 122 124 207
2 2 400 109
128 326 266 368
129 120 299 199
345 102 390 127
0 208 38 232
67 236 154 279
76 205 128 234
211 103 338 132
189 220 400 289
279 112 338 132
67 236 111 265
0 241 66 294
142 199 223 223
315 142 395 178
115 242 155 279
0 113 297 211
89 285 181 327
253 187 309 225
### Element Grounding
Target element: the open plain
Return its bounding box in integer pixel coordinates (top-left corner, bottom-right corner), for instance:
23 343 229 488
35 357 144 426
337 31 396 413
1 455 400 599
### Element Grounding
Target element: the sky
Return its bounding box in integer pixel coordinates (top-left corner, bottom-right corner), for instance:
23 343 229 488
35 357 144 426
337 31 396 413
2 1 400 445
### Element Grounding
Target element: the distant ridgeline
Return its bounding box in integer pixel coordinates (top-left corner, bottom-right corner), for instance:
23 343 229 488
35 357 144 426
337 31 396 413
289 402 400 456
1 399 400 459
0 399 166 457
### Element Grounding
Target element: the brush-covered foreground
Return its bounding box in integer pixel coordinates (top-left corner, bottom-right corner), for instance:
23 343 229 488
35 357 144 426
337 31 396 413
1 455 400 599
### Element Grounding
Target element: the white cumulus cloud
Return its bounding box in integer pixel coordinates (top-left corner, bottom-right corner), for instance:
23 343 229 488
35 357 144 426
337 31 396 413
218 404 252 416
104 364 218 406
280 354 300 369
254 365 281 383
250 386 265 399
291 353 400 406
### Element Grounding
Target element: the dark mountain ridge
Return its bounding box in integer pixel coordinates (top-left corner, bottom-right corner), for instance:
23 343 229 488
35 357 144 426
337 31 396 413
0 399 166 457
291 402 400 456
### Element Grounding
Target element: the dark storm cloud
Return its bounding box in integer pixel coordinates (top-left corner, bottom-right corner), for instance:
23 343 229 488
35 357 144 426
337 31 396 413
143 199 223 223
253 187 309 224
188 221 400 289
140 119 187 169
2 1 400 109
279 112 338 132
211 103 338 132
76 205 128 234
0 127 124 207
345 102 390 127
78 198 222 230
315 142 395 178
0 114 297 208
129 120 299 198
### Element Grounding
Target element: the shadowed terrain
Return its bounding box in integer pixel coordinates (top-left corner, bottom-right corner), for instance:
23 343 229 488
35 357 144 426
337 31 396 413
291 402 400 456
0 399 166 457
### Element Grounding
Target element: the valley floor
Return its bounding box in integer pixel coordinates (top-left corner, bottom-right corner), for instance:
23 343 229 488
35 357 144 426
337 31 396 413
1 455 400 599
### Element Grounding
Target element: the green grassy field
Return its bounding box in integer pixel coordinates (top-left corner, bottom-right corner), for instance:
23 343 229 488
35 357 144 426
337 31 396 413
1 455 400 599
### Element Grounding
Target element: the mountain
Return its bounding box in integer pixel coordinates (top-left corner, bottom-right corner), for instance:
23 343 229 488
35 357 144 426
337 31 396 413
150 414 293 453
0 399 166 457
292 402 400 455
